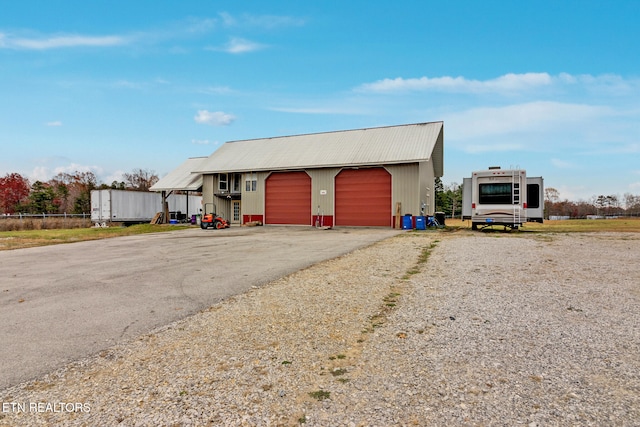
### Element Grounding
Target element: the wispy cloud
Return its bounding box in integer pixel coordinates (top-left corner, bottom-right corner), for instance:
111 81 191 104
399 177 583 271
0 12 303 53
206 37 266 54
30 163 104 182
0 32 127 50
357 73 553 94
194 110 236 126
269 105 367 115
444 101 616 152
218 12 305 29
356 72 640 96
53 163 104 175
45 121 62 127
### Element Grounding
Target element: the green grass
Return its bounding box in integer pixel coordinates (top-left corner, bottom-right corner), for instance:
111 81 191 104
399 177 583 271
308 390 331 401
0 224 192 250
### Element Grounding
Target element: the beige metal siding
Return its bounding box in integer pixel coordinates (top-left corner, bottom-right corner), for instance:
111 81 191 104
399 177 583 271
387 164 420 216
309 168 339 217
202 174 215 207
204 163 436 224
242 172 267 219
419 161 436 215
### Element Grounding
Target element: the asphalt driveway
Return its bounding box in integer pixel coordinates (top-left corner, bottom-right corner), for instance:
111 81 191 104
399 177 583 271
0 226 400 390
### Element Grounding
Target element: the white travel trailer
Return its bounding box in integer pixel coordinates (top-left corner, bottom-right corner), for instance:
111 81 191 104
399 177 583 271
462 167 544 230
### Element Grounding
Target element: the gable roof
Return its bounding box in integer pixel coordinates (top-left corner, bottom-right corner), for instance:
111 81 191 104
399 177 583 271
150 157 206 192
195 121 443 177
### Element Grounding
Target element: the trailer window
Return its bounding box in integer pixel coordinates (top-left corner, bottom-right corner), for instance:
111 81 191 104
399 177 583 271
527 184 540 208
479 183 513 204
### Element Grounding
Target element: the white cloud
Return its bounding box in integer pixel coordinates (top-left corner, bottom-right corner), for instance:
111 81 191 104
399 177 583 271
218 12 305 29
194 110 236 126
105 170 125 184
444 101 612 141
30 166 50 182
269 105 366 115
1 33 127 50
28 163 104 182
185 18 219 34
220 37 266 54
53 163 104 176
356 72 640 97
45 121 62 127
357 73 553 94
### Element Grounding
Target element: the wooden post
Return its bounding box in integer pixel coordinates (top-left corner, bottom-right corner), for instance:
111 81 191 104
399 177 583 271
395 202 402 229
162 191 170 224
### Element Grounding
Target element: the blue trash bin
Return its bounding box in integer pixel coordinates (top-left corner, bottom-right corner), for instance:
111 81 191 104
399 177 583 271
415 216 426 230
402 215 413 230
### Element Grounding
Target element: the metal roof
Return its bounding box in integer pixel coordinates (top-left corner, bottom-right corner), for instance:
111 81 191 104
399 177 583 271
194 121 444 177
150 157 206 192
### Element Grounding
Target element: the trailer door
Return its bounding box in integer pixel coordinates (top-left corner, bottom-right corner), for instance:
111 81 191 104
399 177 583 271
462 177 472 220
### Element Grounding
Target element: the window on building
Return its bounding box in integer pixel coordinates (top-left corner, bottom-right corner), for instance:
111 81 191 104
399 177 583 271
245 172 257 192
219 173 228 191
233 173 242 193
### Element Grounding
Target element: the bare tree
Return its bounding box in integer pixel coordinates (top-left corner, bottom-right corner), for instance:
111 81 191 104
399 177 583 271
545 187 560 204
123 169 159 191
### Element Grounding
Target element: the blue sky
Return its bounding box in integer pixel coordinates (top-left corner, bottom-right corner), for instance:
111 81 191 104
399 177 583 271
1 0 639 202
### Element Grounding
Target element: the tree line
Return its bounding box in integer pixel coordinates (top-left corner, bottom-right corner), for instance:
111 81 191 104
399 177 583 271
544 188 640 218
434 178 640 219
0 169 159 215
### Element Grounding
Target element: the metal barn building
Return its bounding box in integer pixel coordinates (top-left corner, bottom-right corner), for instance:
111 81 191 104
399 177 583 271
188 121 444 228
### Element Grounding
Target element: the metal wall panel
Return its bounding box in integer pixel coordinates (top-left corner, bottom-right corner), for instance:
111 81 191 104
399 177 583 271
386 163 420 216
308 168 339 217
419 161 435 215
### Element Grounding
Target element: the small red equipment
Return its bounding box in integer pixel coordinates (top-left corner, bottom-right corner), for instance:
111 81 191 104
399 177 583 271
200 203 230 230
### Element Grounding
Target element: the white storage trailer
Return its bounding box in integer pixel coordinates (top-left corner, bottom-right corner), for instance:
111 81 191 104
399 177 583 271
91 189 202 224
462 167 543 230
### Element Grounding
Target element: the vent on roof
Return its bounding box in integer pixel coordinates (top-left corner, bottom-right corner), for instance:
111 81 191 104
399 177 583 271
488 166 501 170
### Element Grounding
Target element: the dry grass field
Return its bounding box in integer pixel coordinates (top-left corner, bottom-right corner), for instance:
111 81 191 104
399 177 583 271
446 217 640 233
0 224 191 251
1 218 639 251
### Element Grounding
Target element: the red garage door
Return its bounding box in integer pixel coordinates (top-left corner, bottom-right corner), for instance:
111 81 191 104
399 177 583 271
265 171 312 225
335 168 392 227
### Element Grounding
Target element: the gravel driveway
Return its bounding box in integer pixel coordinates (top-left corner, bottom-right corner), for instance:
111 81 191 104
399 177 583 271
1 230 638 426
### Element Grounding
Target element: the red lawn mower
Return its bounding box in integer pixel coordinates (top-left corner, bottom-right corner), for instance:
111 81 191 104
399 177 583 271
200 203 230 230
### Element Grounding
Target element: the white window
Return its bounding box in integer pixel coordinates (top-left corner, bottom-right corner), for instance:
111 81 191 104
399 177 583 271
245 172 257 192
219 173 228 191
